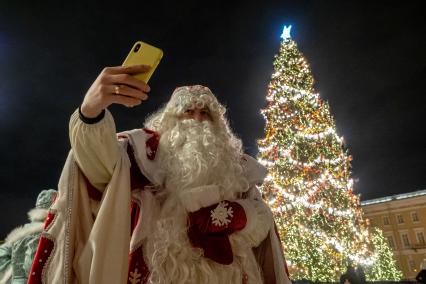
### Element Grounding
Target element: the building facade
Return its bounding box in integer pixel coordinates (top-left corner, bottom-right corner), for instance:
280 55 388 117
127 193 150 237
361 190 426 280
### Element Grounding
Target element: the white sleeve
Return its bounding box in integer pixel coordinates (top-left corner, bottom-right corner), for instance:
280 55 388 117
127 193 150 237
69 108 120 192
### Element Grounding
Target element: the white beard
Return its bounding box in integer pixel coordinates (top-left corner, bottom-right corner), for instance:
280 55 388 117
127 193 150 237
161 119 248 196
144 119 250 284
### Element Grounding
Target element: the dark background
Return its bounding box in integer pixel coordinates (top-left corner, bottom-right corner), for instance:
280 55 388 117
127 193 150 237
1 1 425 238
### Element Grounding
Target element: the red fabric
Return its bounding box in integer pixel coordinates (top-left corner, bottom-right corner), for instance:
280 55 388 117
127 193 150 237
130 201 140 236
187 201 247 265
143 129 160 161
127 142 152 190
43 211 55 230
27 236 54 284
28 212 57 284
128 201 150 283
128 246 150 284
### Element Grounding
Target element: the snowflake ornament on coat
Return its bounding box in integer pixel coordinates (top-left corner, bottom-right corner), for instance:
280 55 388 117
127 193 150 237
210 201 234 226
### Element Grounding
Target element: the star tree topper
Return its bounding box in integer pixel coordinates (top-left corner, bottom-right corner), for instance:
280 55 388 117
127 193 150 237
281 25 292 41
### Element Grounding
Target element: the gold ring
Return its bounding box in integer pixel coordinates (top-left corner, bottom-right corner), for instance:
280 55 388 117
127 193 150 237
114 85 120 95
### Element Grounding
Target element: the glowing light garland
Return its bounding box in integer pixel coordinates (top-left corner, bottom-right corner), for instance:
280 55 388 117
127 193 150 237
266 85 320 103
267 180 354 217
260 142 348 168
297 224 377 266
296 127 344 143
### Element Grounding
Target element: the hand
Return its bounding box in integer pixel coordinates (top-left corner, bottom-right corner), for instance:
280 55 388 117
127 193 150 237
81 65 151 118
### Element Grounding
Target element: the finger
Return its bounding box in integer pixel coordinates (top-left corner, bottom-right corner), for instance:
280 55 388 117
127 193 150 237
108 74 151 93
103 65 151 75
110 92 144 108
109 84 149 101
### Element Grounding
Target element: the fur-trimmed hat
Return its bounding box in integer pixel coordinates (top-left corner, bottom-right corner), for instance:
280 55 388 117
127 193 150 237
144 85 228 133
165 85 226 119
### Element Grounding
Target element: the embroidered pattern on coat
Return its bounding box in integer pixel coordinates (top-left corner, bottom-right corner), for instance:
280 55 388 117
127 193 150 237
27 234 55 284
129 267 142 284
210 201 234 226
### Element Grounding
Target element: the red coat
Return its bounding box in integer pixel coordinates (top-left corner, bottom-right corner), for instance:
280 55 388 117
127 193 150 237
28 128 290 284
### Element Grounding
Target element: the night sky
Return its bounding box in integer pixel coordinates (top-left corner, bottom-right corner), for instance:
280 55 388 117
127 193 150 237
1 1 425 238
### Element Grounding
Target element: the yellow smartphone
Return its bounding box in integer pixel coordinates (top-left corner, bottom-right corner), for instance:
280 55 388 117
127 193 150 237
122 41 163 83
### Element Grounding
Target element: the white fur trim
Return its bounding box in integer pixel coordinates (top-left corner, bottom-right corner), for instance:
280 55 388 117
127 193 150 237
234 199 256 238
233 198 272 248
241 154 267 186
179 185 221 212
5 222 44 244
0 265 12 284
27 208 49 222
118 129 165 186
129 189 160 252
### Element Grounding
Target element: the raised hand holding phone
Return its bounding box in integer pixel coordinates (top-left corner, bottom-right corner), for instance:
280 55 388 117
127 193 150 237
80 41 163 118
80 65 151 118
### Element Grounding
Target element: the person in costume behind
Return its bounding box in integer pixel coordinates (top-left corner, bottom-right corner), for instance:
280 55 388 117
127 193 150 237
28 65 291 284
0 189 56 284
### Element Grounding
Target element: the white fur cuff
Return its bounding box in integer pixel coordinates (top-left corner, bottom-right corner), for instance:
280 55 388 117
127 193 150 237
233 199 272 247
27 208 49 222
179 185 221 212
234 199 256 237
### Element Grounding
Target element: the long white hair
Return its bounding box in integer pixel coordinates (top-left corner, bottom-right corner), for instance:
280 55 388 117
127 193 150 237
144 85 249 197
142 85 252 283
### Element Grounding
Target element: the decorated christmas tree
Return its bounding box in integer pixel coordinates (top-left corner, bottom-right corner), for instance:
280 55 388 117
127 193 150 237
257 26 401 281
366 228 403 280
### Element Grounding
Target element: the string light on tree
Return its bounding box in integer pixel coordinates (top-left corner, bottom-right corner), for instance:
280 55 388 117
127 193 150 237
257 25 402 281
366 228 403 280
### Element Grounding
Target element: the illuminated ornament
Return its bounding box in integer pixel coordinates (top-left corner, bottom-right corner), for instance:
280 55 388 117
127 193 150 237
281 25 292 41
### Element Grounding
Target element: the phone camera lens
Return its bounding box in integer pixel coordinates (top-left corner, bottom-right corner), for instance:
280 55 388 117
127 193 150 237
134 43 141 52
